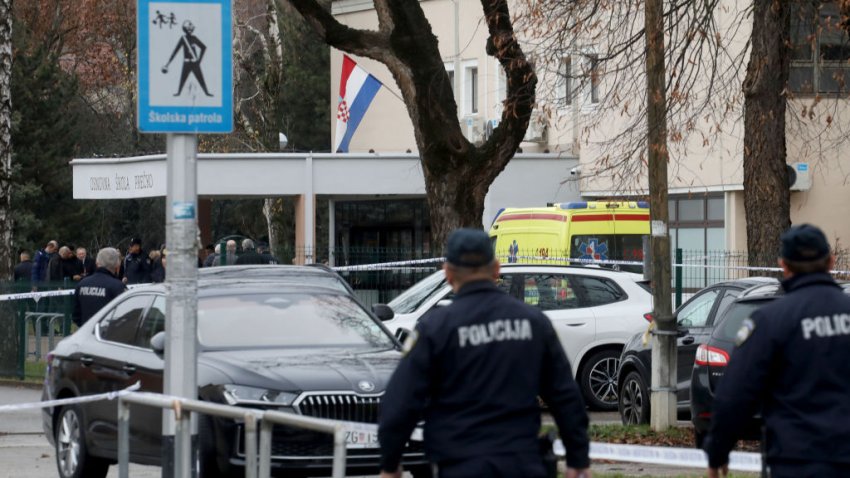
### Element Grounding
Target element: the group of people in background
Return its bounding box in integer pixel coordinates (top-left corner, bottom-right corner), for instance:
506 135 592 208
12 236 276 289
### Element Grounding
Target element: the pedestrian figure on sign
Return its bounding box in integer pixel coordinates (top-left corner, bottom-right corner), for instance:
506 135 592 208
167 12 177 29
161 20 213 97
153 10 167 28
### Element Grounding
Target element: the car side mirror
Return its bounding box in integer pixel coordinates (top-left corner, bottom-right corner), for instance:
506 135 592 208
435 299 453 308
371 304 395 322
150 331 166 357
395 327 412 344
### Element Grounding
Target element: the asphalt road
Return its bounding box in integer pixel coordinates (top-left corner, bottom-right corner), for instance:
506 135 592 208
0 384 710 478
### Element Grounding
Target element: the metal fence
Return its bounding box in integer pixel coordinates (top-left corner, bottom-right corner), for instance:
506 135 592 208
0 281 76 379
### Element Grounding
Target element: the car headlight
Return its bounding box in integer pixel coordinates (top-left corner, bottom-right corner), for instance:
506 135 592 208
222 385 298 406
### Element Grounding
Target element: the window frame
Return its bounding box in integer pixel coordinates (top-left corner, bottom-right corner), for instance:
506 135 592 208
96 293 155 349
789 2 850 95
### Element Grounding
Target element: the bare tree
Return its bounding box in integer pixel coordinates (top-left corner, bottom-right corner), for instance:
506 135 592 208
0 0 12 278
743 0 792 262
286 0 537 246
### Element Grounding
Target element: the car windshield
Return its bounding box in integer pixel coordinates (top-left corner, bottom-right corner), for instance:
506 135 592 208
198 293 394 349
712 300 773 341
387 271 447 314
570 234 645 273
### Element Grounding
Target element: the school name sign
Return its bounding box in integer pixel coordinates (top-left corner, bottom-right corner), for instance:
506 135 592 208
137 0 233 133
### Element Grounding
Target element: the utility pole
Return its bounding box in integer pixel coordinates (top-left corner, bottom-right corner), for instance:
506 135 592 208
645 0 675 430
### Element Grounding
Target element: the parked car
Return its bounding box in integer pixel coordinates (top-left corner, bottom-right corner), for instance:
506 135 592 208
617 277 777 425
42 266 428 478
690 281 850 446
381 264 654 410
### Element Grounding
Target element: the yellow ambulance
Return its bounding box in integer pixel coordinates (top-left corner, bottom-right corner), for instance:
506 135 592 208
488 201 650 264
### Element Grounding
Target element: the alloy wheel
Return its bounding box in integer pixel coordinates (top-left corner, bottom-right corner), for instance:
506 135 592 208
620 378 644 425
588 357 620 406
57 409 81 477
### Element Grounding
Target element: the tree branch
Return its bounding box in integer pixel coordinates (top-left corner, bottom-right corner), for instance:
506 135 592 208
478 0 537 166
284 0 392 61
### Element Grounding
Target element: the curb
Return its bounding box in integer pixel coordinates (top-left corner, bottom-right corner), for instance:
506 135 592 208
0 379 43 390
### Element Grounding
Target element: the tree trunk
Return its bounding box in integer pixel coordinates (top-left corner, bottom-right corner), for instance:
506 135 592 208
743 0 791 265
0 0 12 279
287 0 536 249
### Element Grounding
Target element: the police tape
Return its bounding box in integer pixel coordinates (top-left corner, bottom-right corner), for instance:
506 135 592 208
0 289 75 303
333 258 445 272
0 382 141 413
554 439 762 472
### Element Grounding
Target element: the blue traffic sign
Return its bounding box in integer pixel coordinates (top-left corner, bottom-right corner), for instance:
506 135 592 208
137 0 232 133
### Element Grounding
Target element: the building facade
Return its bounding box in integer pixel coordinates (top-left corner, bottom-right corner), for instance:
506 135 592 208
330 0 850 254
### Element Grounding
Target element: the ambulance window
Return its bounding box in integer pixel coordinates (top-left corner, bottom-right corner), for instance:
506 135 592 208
525 274 581 311
573 276 626 306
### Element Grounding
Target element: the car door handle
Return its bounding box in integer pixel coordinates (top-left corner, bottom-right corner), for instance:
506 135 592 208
681 336 695 345
122 364 137 374
565 323 586 327
80 356 94 366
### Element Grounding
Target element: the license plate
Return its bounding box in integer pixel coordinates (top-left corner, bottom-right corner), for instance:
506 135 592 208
344 429 379 449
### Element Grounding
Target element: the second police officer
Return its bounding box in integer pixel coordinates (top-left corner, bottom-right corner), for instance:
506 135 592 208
378 229 591 478
704 224 850 477
73 247 126 327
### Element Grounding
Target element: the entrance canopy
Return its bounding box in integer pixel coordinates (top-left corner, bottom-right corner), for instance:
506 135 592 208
71 152 581 251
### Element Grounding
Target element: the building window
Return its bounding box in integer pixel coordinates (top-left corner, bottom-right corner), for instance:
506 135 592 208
668 194 726 290
790 2 850 94
465 65 479 114
668 195 725 252
587 54 600 104
561 56 573 106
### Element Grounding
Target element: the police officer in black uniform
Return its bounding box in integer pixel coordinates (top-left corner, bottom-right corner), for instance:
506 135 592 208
704 224 850 477
123 237 152 284
73 247 126 327
378 229 591 478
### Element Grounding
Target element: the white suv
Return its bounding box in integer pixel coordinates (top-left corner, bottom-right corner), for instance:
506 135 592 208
381 264 653 410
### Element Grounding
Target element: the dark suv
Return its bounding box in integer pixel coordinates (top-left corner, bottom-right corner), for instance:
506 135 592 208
690 281 850 446
617 278 776 425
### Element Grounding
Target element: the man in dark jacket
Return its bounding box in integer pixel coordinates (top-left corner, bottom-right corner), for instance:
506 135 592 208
31 240 57 287
236 239 275 264
704 224 850 477
378 229 591 478
48 246 82 283
76 247 96 277
13 250 33 283
122 237 152 284
73 247 126 326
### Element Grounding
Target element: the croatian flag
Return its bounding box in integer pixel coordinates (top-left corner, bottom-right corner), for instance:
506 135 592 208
334 55 382 153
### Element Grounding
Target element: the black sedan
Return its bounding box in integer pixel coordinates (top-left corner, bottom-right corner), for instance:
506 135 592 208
616 277 776 425
42 266 428 478
690 281 850 446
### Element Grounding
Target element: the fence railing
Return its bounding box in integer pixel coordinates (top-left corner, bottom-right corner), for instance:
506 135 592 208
117 391 346 478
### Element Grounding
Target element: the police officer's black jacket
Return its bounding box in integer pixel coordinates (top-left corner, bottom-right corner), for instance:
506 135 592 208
705 273 850 468
378 280 590 471
73 268 126 326
123 252 151 284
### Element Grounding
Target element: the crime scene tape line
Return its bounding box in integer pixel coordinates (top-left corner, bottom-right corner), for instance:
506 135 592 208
333 258 446 272
0 289 75 302
0 382 141 413
555 440 762 472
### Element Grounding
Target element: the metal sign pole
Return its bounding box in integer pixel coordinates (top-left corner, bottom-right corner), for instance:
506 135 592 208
163 133 199 478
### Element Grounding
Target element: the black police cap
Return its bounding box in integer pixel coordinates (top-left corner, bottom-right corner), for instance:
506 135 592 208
130 237 143 246
781 224 830 262
446 228 495 267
